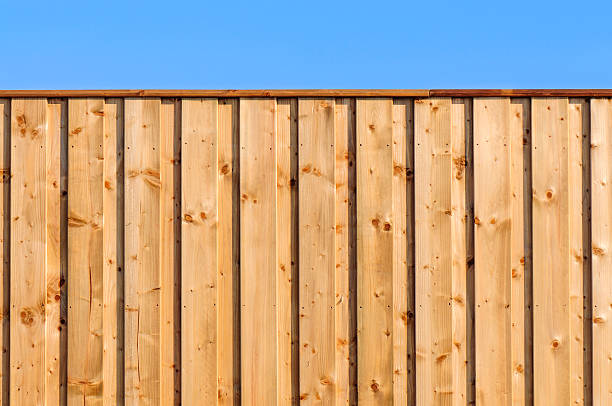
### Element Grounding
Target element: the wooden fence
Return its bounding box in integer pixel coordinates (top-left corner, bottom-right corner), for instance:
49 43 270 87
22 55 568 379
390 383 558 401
0 90 610 405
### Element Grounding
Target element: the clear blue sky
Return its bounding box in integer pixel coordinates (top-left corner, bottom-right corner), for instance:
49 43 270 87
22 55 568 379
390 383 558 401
2 0 611 89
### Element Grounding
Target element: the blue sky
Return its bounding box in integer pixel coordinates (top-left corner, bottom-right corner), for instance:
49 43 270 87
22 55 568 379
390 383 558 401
1 0 611 89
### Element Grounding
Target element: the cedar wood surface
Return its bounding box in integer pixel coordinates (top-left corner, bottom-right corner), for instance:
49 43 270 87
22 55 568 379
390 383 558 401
0 91 609 405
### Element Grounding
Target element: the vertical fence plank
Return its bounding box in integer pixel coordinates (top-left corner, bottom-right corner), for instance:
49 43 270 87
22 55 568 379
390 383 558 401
415 97 467 406
568 98 587 406
160 99 176 406
473 97 525 404
532 97 583 405
590 98 612 406
0 99 8 406
46 100 64 406
510 98 529 406
397 99 417 405
10 98 47 404
415 97 450 406
450 98 469 406
103 98 123 406
579 98 592 406
218 98 240 405
240 98 278 405
521 100 534 406
160 98 180 406
298 98 336 404
67 98 105 405
391 99 410 406
276 98 298 406
465 98 476 406
356 98 394 405
125 98 161 405
181 98 218 404
532 97 568 405
334 98 356 406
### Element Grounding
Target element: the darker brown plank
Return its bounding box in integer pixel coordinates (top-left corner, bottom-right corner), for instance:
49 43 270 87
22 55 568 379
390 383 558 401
0 89 429 97
431 89 612 97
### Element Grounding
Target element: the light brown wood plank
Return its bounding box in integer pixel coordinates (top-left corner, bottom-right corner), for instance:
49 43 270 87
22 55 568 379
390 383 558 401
181 98 218 404
103 98 123 406
124 98 161 405
298 98 336 404
46 100 64 406
240 98 278 405
67 98 105 405
450 98 468 406
473 97 525 405
391 99 410 406
10 98 47 404
356 98 394 405
160 99 180 406
0 99 8 406
217 98 240 405
568 98 586 406
590 98 612 406
532 97 583 406
510 98 529 406
415 97 466 406
276 98 298 405
334 97 356 406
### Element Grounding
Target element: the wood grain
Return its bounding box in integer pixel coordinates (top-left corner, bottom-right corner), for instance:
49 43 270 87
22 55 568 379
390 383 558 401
532 97 583 406
10 98 47 405
103 98 123 406
276 98 299 406
181 98 218 404
334 98 357 406
46 100 63 406
391 99 410 406
414 97 467 406
160 98 181 406
240 98 278 405
298 98 336 404
450 98 469 406
568 98 587 406
0 94 608 404
473 98 525 405
67 98 104 405
394 99 417 406
356 98 394 405
0 99 8 406
124 98 162 405
590 98 612 406
217 98 240 405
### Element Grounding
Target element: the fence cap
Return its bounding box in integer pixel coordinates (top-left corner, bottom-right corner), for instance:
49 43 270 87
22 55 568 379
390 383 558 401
1 89 612 97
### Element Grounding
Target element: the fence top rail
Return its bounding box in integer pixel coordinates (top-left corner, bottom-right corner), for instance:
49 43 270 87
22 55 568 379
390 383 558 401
0 89 612 97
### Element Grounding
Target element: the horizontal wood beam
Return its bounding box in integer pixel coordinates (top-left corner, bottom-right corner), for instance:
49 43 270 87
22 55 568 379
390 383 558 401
1 89 612 97
0 89 429 98
430 89 612 97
